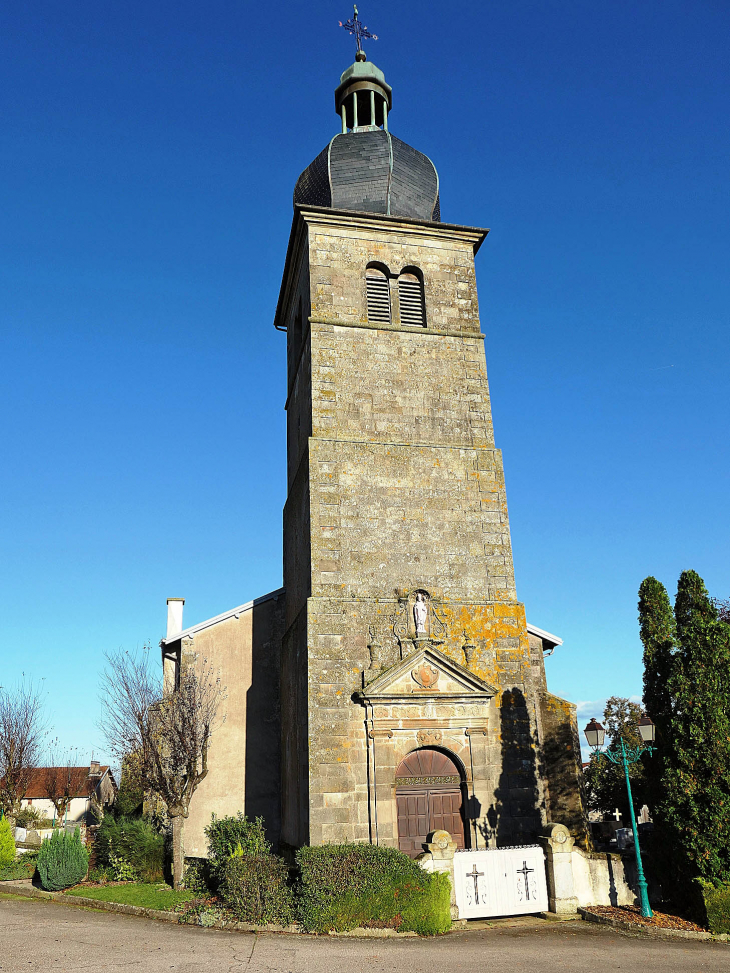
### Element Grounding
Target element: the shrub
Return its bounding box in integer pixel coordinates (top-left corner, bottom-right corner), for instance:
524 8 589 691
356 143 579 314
0 861 32 881
108 853 137 882
296 843 451 935
0 848 38 881
15 807 45 829
95 816 164 883
699 880 730 934
184 857 213 894
0 816 15 868
175 897 226 927
221 853 294 925
204 814 269 883
88 866 112 884
37 828 89 891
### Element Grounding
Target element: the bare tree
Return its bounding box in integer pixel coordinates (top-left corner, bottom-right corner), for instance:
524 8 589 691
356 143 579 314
0 679 47 818
99 644 225 888
43 742 82 826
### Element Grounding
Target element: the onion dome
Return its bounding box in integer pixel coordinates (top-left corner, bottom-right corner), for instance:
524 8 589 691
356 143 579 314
294 56 440 222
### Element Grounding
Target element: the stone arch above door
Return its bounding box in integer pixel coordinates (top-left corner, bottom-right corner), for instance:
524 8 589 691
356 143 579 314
395 747 467 858
395 747 463 786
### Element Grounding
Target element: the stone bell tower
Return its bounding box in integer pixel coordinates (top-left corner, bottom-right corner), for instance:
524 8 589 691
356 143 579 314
274 52 582 853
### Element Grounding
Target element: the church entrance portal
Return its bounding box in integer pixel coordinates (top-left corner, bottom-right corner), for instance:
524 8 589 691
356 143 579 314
395 748 467 858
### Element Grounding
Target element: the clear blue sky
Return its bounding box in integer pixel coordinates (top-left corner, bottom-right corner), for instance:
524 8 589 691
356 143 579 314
1 1 728 761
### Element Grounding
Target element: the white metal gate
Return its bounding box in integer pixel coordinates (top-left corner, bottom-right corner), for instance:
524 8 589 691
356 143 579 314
453 845 548 919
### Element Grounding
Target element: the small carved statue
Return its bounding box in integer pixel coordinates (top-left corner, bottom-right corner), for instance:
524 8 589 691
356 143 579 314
367 626 382 670
462 630 476 666
414 592 428 635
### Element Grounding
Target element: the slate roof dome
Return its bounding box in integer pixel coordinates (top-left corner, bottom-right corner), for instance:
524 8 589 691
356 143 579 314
294 56 441 222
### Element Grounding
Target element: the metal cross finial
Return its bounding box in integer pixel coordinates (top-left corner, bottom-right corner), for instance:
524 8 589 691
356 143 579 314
339 5 378 57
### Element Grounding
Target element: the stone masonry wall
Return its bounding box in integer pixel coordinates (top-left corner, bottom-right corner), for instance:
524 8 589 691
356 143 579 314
279 208 548 849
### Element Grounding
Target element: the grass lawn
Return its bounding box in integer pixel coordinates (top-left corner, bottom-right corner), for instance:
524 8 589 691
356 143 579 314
65 883 195 910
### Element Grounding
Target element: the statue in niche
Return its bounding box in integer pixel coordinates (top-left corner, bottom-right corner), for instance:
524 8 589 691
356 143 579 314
413 592 428 635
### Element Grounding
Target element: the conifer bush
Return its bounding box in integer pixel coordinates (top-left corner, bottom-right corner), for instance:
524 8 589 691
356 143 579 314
37 828 89 890
296 843 451 935
0 816 16 868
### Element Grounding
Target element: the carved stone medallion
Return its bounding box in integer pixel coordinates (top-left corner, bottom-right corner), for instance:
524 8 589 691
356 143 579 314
417 728 443 747
412 663 439 689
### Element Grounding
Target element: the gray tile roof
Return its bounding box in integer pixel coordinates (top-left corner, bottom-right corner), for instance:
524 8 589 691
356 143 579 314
294 130 440 222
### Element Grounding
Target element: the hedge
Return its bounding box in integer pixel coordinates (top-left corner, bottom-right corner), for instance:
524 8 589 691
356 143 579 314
296 843 451 935
699 880 730 934
221 853 294 924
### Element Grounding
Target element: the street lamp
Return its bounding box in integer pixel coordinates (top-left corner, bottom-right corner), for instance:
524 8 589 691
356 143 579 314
585 714 656 918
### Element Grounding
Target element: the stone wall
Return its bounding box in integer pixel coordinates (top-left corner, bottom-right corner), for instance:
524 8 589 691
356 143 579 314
571 849 637 908
277 207 553 850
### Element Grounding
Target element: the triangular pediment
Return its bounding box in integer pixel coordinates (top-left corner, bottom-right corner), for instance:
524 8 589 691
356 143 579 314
359 645 497 700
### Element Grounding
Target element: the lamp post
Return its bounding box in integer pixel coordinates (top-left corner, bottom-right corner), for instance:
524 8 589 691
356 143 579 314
585 714 656 919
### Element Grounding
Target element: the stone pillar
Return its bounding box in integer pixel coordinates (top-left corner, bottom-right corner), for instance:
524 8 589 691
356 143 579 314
539 822 579 914
416 829 460 920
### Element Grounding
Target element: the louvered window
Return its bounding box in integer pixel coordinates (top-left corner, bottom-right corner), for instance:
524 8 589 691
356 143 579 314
366 268 391 323
398 273 426 327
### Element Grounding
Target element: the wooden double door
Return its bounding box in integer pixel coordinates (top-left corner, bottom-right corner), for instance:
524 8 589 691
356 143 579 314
395 748 467 858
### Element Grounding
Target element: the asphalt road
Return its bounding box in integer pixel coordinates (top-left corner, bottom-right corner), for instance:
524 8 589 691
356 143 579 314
1 896 728 973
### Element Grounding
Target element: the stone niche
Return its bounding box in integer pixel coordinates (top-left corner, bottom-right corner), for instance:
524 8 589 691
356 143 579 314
356 644 499 853
392 587 447 648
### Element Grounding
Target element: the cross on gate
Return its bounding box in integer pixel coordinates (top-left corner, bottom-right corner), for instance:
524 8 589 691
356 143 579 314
516 860 535 901
468 863 484 904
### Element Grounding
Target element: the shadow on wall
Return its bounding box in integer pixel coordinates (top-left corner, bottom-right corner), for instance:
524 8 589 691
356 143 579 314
244 593 285 850
538 695 590 845
479 687 544 847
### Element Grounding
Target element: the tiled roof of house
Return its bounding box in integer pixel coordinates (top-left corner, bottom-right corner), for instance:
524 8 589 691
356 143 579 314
19 766 110 799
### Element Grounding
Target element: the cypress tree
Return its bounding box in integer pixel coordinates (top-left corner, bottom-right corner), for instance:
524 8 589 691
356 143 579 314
656 572 730 888
639 576 676 729
638 577 676 812
674 570 717 643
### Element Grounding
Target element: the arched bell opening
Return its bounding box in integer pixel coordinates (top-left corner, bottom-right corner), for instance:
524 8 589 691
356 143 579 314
394 747 469 858
339 86 389 132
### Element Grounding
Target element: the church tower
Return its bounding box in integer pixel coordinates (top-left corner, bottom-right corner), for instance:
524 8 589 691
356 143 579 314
274 50 584 853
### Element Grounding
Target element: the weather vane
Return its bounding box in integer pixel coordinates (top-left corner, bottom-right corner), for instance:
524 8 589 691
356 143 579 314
339 5 378 57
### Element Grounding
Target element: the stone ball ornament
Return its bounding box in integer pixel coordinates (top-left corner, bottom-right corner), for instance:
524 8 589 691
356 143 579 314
542 822 573 850
429 830 452 850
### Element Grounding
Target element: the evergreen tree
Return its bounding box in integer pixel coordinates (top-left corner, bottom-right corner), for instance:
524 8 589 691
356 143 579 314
661 571 730 885
638 576 676 810
641 571 730 891
639 576 676 730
